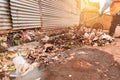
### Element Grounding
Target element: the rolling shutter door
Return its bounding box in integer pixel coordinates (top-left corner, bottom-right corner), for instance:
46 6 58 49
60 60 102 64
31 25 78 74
0 0 12 30
10 0 41 30
41 0 80 29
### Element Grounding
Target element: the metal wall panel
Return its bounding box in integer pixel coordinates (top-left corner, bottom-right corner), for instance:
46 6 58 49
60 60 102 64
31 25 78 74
41 0 80 29
0 0 80 31
10 0 41 29
0 0 12 30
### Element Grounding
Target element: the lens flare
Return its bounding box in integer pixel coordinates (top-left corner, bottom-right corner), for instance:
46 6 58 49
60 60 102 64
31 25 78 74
90 0 99 2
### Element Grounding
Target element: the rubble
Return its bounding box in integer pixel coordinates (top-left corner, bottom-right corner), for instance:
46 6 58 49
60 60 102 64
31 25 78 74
0 35 8 52
41 36 50 43
0 26 115 79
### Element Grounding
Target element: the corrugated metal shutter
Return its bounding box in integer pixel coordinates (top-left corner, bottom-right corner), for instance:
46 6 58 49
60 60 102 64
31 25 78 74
0 0 12 30
41 0 80 29
10 0 41 30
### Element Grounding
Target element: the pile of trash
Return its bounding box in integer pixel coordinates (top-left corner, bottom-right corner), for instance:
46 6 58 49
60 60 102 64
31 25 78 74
23 28 115 68
47 27 114 47
0 35 8 52
0 29 43 53
83 32 114 46
0 26 115 79
0 27 114 53
7 29 42 46
0 44 72 80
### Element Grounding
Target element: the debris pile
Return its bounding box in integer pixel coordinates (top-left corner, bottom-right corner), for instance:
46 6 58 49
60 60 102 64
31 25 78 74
83 32 114 46
26 43 69 67
7 29 42 46
18 28 115 69
47 27 114 47
0 35 8 52
0 26 115 79
0 27 114 53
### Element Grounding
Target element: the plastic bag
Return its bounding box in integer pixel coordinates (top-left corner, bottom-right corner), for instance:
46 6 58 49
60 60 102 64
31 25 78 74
13 51 27 74
99 0 113 14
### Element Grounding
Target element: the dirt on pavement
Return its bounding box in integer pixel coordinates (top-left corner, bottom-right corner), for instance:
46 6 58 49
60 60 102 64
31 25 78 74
41 48 120 80
96 38 120 64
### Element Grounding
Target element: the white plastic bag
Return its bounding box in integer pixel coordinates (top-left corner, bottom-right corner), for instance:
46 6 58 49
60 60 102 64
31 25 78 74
99 0 113 14
13 51 27 74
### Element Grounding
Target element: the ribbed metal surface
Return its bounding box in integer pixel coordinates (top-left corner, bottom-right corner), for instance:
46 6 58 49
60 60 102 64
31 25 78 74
41 0 80 29
10 0 41 29
0 0 11 30
0 0 80 31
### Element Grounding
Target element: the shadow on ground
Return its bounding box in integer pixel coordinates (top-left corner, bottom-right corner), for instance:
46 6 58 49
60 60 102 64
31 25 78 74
41 48 120 80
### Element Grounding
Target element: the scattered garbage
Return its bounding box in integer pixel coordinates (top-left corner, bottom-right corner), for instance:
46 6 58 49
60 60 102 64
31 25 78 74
12 51 28 75
0 26 115 79
83 32 114 46
0 35 8 52
0 29 43 53
0 26 114 53
41 36 50 43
